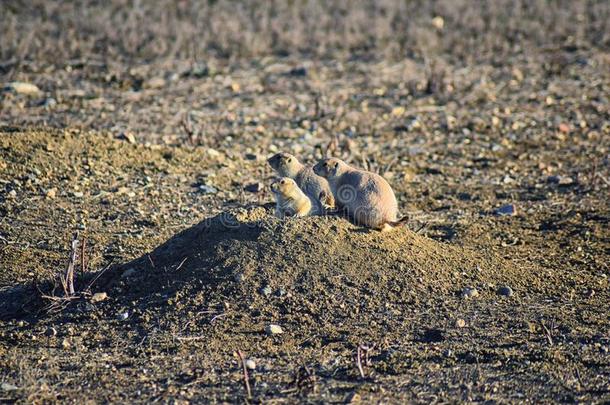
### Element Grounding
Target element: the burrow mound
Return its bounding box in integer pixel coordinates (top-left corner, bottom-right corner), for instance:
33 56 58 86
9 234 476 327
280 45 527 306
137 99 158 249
92 208 541 338
2 208 541 329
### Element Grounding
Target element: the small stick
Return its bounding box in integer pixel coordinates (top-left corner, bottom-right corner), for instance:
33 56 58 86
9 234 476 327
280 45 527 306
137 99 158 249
236 350 252 399
40 294 80 302
84 260 113 292
362 344 375 366
541 321 554 346
210 313 226 323
175 257 188 271
181 112 195 145
414 221 428 234
66 232 79 296
176 335 206 341
80 235 87 274
356 346 365 378
147 254 156 269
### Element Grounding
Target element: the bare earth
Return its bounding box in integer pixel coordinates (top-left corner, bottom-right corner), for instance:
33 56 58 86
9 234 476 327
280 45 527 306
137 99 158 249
1 4 609 402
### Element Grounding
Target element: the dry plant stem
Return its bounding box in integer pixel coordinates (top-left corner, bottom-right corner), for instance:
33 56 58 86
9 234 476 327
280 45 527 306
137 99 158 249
147 254 156 268
541 322 554 346
175 335 205 341
80 236 87 274
236 350 252 399
181 112 195 145
175 257 188 271
65 232 79 296
84 260 114 293
414 221 428 234
356 346 365 378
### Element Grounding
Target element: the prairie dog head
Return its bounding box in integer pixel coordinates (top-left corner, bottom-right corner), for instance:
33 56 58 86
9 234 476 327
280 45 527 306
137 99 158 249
313 158 348 180
270 177 300 197
267 152 303 177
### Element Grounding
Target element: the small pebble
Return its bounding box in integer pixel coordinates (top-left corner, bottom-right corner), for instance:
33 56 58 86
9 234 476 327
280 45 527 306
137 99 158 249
3 82 41 95
497 286 514 297
45 188 57 199
461 287 479 299
245 359 256 370
261 286 272 296
198 184 218 194
265 324 283 335
117 311 129 321
455 318 467 328
0 382 18 391
91 292 108 303
8 190 17 199
431 16 444 30
117 132 136 144
206 148 221 159
144 77 166 89
495 204 516 216
40 97 57 108
558 123 570 133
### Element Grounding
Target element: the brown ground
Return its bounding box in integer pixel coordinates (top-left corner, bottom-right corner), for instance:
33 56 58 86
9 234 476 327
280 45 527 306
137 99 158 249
1 1 610 403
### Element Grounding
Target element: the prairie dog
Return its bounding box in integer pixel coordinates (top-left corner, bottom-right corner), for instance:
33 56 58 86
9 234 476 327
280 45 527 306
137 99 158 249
270 177 312 219
267 152 334 215
313 158 406 231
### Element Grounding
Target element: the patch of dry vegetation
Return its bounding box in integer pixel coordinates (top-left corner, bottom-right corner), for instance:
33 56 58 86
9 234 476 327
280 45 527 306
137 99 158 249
1 0 609 68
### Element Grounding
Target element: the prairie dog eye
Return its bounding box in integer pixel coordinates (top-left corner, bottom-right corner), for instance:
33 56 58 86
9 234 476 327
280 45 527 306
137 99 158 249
287 157 292 162
333 162 338 169
280 179 286 184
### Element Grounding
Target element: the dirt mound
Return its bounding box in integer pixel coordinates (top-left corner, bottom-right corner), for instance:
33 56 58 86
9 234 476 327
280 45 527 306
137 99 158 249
91 208 540 348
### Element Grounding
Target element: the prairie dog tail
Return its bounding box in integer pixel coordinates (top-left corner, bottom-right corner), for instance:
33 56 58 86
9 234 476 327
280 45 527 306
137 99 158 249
379 216 409 232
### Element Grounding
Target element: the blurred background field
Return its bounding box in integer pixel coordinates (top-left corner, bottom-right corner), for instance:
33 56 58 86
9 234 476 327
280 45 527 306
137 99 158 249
2 0 609 63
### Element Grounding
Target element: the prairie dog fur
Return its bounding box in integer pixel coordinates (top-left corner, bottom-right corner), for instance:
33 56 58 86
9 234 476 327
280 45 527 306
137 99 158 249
267 152 334 215
270 177 312 219
313 158 406 231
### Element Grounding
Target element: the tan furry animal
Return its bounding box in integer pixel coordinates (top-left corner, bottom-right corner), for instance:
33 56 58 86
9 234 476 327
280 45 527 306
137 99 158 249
270 177 312 219
313 158 407 231
267 152 334 215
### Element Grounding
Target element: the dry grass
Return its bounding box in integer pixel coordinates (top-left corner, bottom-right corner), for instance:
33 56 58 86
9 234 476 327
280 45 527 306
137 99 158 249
1 0 609 68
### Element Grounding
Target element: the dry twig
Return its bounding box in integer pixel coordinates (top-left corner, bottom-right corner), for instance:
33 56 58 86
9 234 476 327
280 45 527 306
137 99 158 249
541 321 554 346
356 346 365 378
64 232 79 296
236 350 252 399
356 344 375 378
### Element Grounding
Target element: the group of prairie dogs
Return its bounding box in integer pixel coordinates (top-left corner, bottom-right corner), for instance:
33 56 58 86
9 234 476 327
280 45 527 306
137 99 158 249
268 152 407 232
